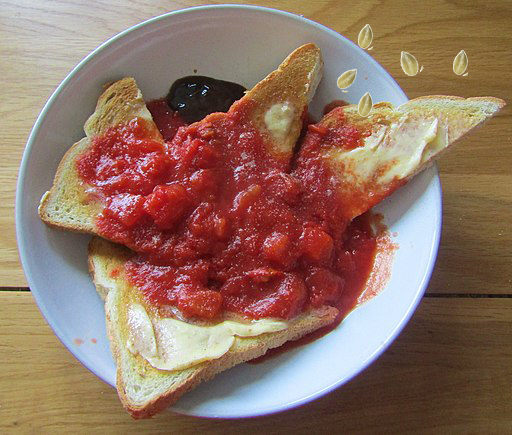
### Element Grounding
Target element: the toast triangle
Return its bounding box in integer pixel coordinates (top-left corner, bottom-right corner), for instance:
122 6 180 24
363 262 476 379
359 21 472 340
38 77 162 233
88 237 337 419
297 95 505 220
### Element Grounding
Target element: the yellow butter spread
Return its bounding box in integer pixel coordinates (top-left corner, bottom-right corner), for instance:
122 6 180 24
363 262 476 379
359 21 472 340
264 102 295 145
329 116 447 184
126 304 288 371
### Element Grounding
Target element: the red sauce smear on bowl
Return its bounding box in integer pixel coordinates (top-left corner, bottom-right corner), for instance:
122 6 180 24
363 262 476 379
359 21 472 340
76 98 389 323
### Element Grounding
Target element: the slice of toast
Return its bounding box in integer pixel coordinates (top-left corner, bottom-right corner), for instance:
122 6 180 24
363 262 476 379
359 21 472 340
88 236 338 419
38 44 323 235
38 77 162 233
297 96 506 221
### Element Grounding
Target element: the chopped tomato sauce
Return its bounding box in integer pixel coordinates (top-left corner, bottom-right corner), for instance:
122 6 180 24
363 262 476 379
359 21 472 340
147 99 188 141
77 99 380 321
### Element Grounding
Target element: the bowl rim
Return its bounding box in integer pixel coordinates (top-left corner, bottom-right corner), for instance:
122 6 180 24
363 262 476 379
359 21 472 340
15 4 442 418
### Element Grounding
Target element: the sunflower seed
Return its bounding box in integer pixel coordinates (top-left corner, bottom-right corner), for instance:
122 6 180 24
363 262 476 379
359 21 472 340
453 50 468 75
358 24 373 50
400 51 420 76
337 69 357 90
358 92 373 117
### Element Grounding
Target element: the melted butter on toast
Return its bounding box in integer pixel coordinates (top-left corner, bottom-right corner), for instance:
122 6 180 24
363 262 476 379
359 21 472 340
264 102 295 144
126 303 288 371
328 116 447 185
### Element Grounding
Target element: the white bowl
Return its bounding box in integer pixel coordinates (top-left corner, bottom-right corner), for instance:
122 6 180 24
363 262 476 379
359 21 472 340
16 5 441 418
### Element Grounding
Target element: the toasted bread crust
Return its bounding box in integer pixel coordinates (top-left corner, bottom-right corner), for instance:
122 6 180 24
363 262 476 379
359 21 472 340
84 78 158 139
88 237 338 419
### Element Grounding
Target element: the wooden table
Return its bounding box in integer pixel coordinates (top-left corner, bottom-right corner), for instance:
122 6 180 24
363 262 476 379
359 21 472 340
2 0 511 432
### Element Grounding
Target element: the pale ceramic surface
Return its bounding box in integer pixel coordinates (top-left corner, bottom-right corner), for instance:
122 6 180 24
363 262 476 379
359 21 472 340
16 5 441 418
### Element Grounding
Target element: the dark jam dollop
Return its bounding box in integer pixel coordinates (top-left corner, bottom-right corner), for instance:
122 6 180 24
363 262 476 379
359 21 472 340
76 94 381 322
167 76 246 123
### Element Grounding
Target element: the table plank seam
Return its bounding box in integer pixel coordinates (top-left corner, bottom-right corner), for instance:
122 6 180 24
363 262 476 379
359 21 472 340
424 292 512 298
0 287 30 292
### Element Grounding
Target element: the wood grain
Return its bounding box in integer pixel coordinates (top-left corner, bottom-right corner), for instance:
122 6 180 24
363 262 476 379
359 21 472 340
1 291 511 433
2 0 511 291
